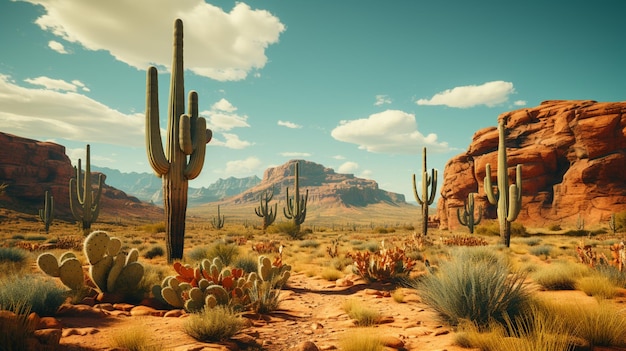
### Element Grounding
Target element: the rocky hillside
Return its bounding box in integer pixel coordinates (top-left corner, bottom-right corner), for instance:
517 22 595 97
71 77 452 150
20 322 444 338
227 159 406 207
93 166 260 204
438 100 626 229
0 132 162 222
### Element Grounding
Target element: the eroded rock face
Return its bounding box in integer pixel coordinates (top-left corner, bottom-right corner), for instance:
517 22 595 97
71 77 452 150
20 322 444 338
438 100 626 229
230 159 406 207
0 132 161 220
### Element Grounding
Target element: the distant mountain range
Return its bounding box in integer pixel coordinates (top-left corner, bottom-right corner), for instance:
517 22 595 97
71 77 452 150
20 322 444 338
92 166 261 205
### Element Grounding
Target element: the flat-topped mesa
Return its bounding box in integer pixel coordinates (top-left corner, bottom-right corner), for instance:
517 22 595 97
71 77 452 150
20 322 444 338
438 100 626 230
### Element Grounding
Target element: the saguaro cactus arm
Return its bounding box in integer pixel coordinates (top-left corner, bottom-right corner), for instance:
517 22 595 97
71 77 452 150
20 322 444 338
456 192 482 233
145 67 169 176
255 187 277 230
412 147 438 235
283 162 308 227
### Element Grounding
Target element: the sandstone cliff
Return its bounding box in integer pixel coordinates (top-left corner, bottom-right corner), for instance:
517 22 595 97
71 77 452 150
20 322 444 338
438 100 626 230
0 132 162 221
228 160 406 207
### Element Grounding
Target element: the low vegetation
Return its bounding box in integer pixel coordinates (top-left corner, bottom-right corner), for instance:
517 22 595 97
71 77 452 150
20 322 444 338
183 306 244 342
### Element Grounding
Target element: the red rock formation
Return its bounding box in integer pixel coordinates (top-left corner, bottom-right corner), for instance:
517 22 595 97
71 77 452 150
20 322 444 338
0 132 161 221
438 100 626 230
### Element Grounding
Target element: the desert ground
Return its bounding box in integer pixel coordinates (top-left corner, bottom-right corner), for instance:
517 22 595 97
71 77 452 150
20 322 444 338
2 208 626 351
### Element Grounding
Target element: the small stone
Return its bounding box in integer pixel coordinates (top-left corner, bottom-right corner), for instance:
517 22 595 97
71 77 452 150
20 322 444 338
130 305 157 316
295 341 320 351
38 317 62 329
113 303 134 311
379 335 404 349
164 309 185 318
33 328 62 346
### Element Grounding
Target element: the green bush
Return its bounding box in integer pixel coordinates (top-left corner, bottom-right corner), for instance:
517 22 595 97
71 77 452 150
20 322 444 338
475 221 527 237
532 261 587 291
268 221 304 239
207 242 240 266
298 240 320 248
529 245 553 257
233 254 258 273
183 306 243 342
0 247 29 263
186 246 210 262
143 245 164 259
409 247 529 328
0 274 67 317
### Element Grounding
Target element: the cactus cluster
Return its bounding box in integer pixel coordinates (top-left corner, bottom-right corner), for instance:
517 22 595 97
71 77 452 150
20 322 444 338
153 255 291 313
36 230 144 295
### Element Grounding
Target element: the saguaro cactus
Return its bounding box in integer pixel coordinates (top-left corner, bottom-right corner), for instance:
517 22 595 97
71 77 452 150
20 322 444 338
70 144 104 232
484 118 522 247
39 190 54 234
255 186 277 231
145 19 212 262
457 192 482 234
283 162 308 233
412 147 438 236
212 205 225 230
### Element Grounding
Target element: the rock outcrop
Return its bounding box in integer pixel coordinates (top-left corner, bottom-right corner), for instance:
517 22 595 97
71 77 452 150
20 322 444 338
229 160 406 207
0 132 161 221
438 100 626 230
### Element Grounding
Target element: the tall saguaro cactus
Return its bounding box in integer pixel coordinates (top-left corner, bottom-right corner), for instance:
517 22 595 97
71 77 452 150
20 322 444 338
39 190 54 234
412 147 438 236
145 19 212 262
457 192 482 234
484 118 522 247
255 186 277 231
70 144 104 232
283 162 308 233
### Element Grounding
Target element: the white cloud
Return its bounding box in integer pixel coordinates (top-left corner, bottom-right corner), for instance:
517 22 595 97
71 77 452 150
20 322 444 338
514 100 527 106
212 98 237 112
24 76 85 92
374 94 391 106
337 161 359 174
222 157 262 176
21 0 285 81
210 132 252 149
203 98 249 132
416 81 515 108
48 40 67 54
331 109 449 154
332 155 346 160
0 74 143 146
277 120 302 129
281 152 311 157
358 170 373 179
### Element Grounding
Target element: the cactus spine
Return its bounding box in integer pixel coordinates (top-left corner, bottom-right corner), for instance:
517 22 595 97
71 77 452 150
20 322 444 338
212 205 225 229
457 192 482 234
283 161 308 233
255 186 277 231
412 147 438 236
39 190 54 234
69 144 103 232
484 118 522 247
145 19 212 262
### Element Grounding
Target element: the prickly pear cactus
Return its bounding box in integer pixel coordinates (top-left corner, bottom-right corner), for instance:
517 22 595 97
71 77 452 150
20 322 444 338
37 252 85 291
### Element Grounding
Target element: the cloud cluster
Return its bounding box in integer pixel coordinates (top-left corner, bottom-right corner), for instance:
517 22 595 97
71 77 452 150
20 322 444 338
203 98 253 149
0 74 143 146
20 0 285 81
278 120 302 129
416 81 515 108
331 110 449 154
221 157 262 176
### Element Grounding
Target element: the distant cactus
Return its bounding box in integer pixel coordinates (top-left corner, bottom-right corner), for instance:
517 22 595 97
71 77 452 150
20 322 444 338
0 183 7 196
255 187 277 231
145 19 212 262
609 213 617 234
412 147 438 236
38 190 54 234
484 118 522 247
283 161 308 233
457 192 482 234
212 205 225 230
576 213 585 231
69 144 104 232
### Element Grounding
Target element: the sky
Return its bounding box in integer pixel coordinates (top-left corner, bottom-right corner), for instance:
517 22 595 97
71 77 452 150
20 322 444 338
1 0 625 202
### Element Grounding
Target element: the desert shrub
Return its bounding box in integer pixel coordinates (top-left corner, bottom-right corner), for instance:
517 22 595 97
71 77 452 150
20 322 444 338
299 240 319 248
442 235 488 247
233 254 258 273
139 222 166 234
343 298 381 326
183 306 243 342
11 234 25 240
330 256 353 271
0 274 66 317
352 240 380 252
25 235 47 241
614 210 626 232
109 324 159 351
373 227 395 234
0 247 29 263
576 275 618 299
339 329 383 351
529 245 553 257
409 247 529 328
143 245 164 259
320 267 343 281
207 242 240 266
268 221 304 239
391 289 405 303
595 264 626 288
476 221 527 237
248 281 281 314
517 237 541 247
348 246 416 283
186 246 210 262
532 261 587 290
0 301 35 351
547 223 562 231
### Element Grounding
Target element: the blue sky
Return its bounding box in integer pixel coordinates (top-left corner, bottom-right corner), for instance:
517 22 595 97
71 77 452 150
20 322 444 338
1 0 624 201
